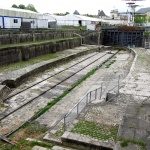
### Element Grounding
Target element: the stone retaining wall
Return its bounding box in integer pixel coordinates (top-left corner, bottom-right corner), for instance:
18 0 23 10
143 34 150 48
0 85 11 103
0 38 81 66
1 47 98 88
0 30 98 45
0 31 102 66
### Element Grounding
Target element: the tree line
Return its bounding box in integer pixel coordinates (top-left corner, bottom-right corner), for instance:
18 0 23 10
135 14 150 23
12 4 37 12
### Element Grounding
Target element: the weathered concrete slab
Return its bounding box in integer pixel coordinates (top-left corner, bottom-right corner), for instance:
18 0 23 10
114 142 141 150
1 46 98 88
32 146 50 150
43 133 62 145
116 102 150 150
61 131 113 150
0 85 11 102
51 146 74 150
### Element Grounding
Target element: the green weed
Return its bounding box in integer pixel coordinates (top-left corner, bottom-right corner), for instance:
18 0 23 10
72 121 118 141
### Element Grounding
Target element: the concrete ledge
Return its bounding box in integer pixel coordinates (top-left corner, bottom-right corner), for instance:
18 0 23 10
43 133 62 145
51 146 73 150
1 47 98 88
0 85 11 102
61 131 114 150
115 102 150 150
32 146 50 150
126 48 137 78
0 38 81 66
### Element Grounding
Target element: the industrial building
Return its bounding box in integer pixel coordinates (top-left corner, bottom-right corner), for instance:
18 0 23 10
0 6 48 29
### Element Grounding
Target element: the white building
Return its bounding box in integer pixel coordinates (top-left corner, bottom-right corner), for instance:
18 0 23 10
50 14 101 27
0 6 48 29
0 6 42 19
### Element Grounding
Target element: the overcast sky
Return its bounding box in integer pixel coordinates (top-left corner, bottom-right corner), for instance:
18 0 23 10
0 0 149 16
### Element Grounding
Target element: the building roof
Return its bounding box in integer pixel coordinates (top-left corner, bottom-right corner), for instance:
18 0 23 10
42 13 57 21
62 14 101 22
136 7 150 14
0 6 41 14
50 15 64 20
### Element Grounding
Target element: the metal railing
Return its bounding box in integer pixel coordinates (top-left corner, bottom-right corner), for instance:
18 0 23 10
49 76 120 133
63 86 103 131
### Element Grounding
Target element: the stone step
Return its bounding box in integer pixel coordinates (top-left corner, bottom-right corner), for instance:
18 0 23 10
51 145 75 150
32 146 50 150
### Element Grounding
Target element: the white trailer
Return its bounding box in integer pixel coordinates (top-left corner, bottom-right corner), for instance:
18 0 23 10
3 16 22 29
87 24 96 30
37 19 48 28
22 18 48 29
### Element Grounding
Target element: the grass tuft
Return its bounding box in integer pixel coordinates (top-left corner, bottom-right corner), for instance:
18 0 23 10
119 137 146 149
105 60 116 68
0 53 58 72
72 121 118 141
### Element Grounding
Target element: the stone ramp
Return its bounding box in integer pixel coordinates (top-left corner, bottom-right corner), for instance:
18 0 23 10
114 102 150 150
0 85 11 102
0 46 98 88
32 146 50 150
32 145 75 150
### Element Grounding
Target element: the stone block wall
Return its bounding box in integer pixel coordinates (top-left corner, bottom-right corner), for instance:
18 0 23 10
0 38 81 66
143 34 150 43
0 30 98 45
0 47 22 66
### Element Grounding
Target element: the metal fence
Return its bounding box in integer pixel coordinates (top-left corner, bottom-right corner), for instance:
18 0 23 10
64 86 103 131
49 76 120 134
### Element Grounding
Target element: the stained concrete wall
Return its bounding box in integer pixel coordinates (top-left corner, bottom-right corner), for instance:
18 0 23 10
143 34 150 43
0 38 81 66
0 29 103 66
0 30 98 45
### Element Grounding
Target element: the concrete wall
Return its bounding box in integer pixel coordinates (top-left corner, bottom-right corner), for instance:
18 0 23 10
61 132 113 150
0 30 98 45
143 34 150 42
143 34 150 47
0 38 81 66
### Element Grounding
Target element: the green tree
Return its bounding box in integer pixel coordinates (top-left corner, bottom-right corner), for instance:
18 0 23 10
12 4 18 8
65 12 70 15
134 14 147 23
148 17 150 22
26 4 37 12
18 4 26 9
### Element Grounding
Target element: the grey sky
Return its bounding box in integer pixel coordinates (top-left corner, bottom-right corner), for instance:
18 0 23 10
0 0 149 16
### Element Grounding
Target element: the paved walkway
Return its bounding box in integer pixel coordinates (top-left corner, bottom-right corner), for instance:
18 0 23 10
115 48 150 150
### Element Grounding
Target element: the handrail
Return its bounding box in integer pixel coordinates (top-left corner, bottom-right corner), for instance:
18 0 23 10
73 33 83 45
